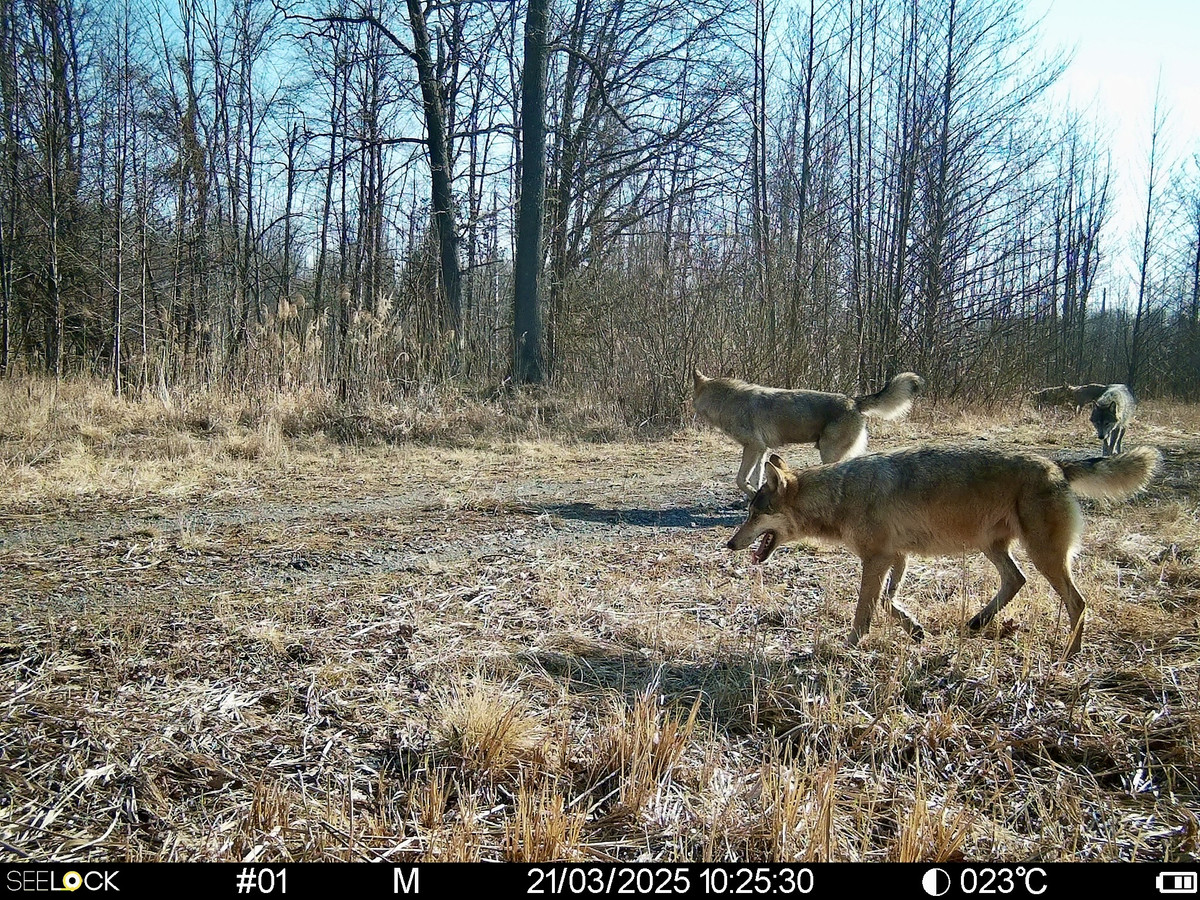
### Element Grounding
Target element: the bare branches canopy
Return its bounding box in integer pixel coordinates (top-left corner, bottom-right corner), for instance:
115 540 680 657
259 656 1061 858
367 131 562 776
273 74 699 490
0 0 1194 412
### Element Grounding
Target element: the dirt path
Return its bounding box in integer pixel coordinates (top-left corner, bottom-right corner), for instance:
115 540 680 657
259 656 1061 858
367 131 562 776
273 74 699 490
4 418 1196 603
0 436 749 613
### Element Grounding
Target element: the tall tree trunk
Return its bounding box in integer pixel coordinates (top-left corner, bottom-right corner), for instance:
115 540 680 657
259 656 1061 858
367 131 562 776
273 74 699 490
921 0 956 382
139 159 150 389
0 0 15 377
789 0 816 367
36 0 76 379
405 0 463 358
545 0 587 375
749 0 769 310
512 0 548 384
112 5 130 397
311 34 342 362
281 123 297 387
1128 90 1164 391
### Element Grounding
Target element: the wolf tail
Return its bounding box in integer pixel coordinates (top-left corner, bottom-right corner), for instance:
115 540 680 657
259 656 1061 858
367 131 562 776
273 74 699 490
855 372 925 419
1059 446 1160 500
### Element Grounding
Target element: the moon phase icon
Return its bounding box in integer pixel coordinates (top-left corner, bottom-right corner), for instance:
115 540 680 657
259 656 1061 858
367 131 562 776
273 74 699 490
922 868 951 897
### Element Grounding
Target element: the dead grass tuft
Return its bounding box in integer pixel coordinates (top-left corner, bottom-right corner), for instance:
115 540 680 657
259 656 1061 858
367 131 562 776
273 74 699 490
434 681 546 778
892 779 975 863
502 779 586 861
589 691 700 816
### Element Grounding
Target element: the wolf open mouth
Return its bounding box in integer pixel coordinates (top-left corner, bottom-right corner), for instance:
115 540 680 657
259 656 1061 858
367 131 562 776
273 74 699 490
752 531 777 564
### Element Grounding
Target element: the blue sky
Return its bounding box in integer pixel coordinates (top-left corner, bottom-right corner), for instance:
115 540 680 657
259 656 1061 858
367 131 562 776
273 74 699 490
1034 0 1200 287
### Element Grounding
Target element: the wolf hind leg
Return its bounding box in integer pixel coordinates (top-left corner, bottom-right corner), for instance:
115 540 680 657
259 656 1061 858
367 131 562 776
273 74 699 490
1019 503 1087 658
969 542 1027 631
818 418 868 464
882 555 924 642
1025 552 1087 658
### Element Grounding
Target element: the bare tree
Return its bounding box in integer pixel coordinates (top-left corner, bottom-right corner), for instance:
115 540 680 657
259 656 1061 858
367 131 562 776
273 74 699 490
1184 156 1200 392
512 0 548 384
542 0 738 378
404 0 462 352
0 0 19 375
0 0 1190 415
1128 87 1167 391
26 0 84 377
1046 126 1109 381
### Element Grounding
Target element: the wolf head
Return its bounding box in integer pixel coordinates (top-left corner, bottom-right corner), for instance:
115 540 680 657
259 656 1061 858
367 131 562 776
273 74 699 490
1090 401 1117 441
692 370 717 422
726 453 797 563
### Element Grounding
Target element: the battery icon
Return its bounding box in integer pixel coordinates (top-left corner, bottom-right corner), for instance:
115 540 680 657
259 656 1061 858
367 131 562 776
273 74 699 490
1157 873 1198 894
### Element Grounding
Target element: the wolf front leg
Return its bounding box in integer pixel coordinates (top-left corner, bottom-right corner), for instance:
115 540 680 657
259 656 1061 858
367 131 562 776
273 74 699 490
847 555 891 647
736 443 768 498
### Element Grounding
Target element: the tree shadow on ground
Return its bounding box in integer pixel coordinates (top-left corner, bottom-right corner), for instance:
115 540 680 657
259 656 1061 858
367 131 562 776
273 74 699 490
1149 446 1200 505
532 501 744 529
517 645 841 735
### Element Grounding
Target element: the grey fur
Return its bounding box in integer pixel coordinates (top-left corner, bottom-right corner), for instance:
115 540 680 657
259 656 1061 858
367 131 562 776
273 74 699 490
1090 384 1135 456
693 370 925 497
1031 383 1110 410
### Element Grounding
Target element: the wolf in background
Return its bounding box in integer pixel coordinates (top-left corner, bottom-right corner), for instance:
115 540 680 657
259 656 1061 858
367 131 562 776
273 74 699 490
692 370 924 497
1031 383 1110 410
726 445 1159 658
1090 384 1136 456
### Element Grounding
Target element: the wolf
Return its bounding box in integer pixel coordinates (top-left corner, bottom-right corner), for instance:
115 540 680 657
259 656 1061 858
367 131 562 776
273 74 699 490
1031 383 1110 410
726 445 1159 658
692 370 924 497
1090 384 1135 456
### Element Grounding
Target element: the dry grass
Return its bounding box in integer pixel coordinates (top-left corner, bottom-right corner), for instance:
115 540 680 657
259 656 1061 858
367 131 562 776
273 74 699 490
434 679 547 777
1 378 1198 862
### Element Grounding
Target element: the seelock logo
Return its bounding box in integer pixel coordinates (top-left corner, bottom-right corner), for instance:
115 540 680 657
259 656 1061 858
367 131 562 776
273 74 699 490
6 871 119 893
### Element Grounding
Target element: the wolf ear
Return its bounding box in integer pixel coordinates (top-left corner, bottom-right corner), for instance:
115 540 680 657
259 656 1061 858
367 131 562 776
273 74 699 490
763 458 782 491
693 370 708 391
767 453 788 472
